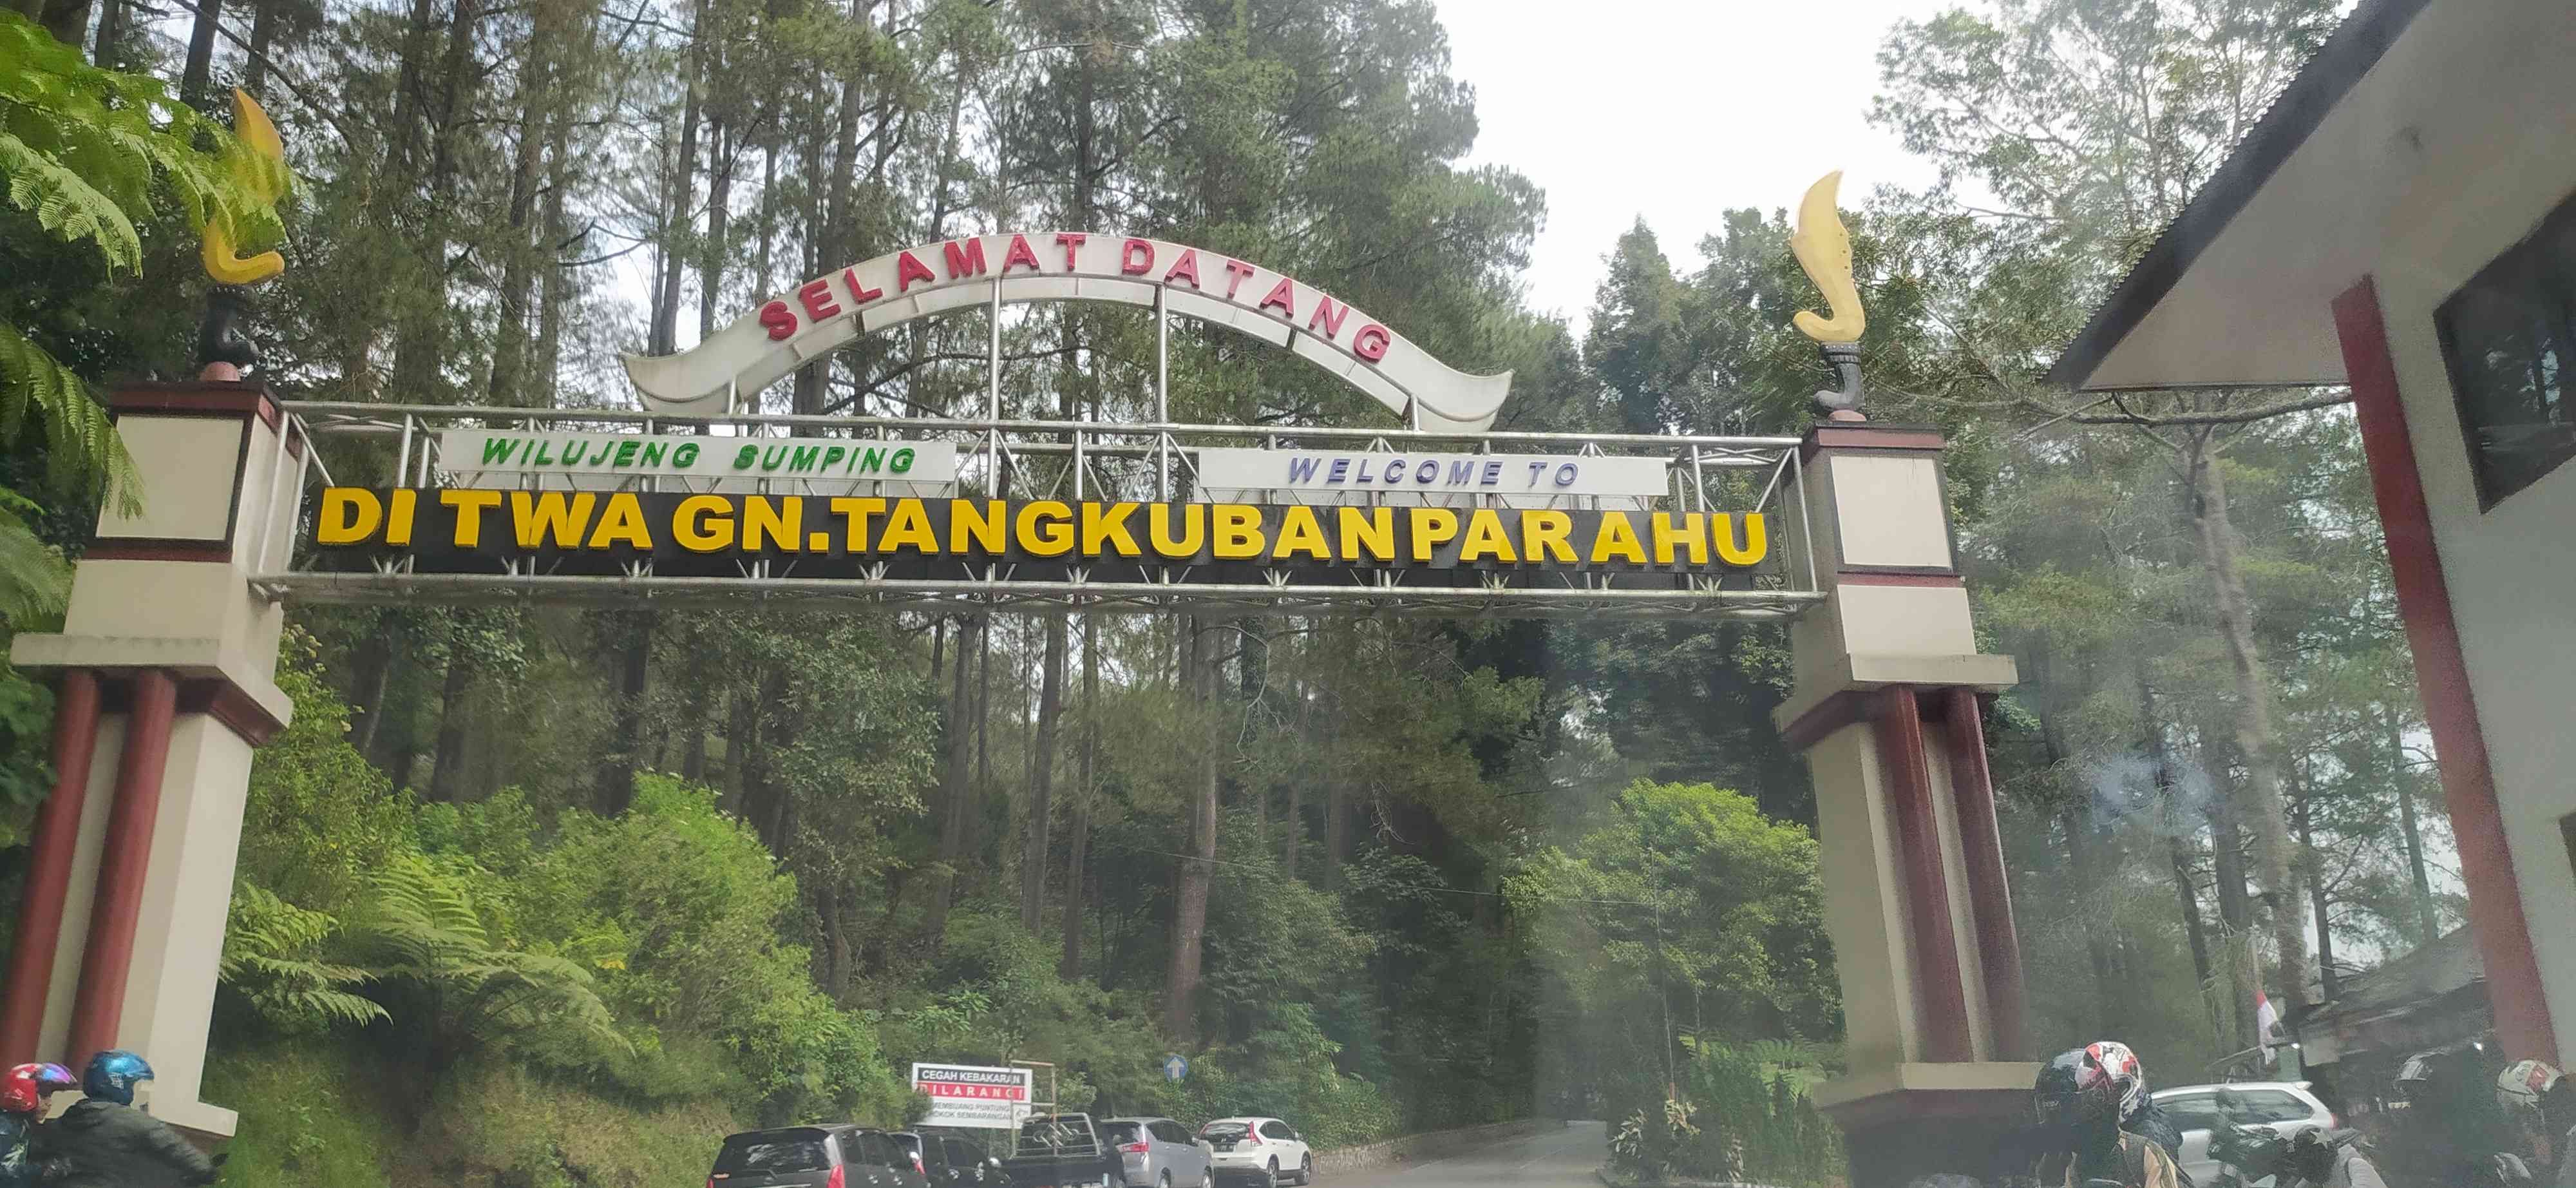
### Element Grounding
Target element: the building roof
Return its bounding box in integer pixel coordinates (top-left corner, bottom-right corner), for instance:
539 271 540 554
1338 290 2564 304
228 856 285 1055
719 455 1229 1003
2043 0 2576 392
2045 0 2433 392
2302 926 2485 1036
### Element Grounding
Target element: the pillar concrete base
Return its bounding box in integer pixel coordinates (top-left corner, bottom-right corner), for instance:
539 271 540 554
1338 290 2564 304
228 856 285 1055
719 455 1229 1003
1815 1062 2036 1188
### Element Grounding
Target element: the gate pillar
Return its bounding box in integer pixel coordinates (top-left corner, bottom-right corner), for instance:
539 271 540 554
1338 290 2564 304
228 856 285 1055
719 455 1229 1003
1773 423 2034 1188
1 381 300 1140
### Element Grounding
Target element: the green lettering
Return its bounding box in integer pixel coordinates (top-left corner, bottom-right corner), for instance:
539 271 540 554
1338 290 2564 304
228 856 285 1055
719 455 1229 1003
859 446 884 474
481 436 520 465
732 445 757 470
641 441 667 467
891 447 915 474
614 440 639 468
790 445 823 472
673 442 698 468
823 446 846 472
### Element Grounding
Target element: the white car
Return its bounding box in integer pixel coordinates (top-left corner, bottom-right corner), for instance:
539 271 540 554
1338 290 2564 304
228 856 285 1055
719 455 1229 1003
2152 1082 2338 1187
1198 1118 1312 1188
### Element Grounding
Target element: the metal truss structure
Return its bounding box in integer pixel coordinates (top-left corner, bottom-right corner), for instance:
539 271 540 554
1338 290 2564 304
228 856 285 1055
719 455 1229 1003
257 402 1828 622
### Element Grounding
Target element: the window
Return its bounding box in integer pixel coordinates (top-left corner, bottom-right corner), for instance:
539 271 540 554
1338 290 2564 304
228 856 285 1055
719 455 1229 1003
2224 1089 2317 1124
1154 1122 1191 1144
855 1133 899 1166
1101 1122 1144 1147
714 1130 833 1175
1259 1122 1294 1140
2436 188 2576 509
2162 1093 2219 1134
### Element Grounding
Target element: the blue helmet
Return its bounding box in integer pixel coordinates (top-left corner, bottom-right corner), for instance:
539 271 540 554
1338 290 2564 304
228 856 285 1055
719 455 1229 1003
80 1051 151 1106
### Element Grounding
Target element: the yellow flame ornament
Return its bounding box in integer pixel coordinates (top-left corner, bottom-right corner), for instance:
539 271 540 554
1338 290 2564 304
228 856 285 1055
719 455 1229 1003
200 88 290 287
1790 170 1864 344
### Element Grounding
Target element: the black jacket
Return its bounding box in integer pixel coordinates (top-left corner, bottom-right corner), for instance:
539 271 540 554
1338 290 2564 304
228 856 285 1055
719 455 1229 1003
28 1099 217 1188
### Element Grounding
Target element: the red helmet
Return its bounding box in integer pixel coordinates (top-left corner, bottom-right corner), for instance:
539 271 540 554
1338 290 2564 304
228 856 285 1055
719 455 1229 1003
2036 1048 2123 1127
1 1063 78 1115
2087 1040 2148 1122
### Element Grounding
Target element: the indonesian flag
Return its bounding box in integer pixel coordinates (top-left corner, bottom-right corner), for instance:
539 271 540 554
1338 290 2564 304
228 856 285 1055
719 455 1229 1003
2257 990 2282 1061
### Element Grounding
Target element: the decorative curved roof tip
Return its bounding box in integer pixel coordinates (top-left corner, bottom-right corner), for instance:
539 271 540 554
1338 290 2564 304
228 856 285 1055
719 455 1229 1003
622 233 1513 432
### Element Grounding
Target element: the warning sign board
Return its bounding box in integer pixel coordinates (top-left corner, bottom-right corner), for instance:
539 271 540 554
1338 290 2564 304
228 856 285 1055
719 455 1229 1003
911 1063 1035 1130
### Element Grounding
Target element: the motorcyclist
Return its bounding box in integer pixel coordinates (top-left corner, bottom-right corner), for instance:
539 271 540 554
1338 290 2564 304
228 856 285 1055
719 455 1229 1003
2085 1040 2190 1170
2020 1046 2186 1188
27 1051 218 1188
2280 1127 2389 1188
2388 1045 2521 1188
1 1064 79 1188
2496 1060 2576 1187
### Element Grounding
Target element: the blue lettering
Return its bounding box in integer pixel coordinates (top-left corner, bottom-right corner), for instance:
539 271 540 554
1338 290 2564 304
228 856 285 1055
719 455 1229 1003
1383 459 1405 483
1481 460 1502 486
1555 463 1578 487
1287 455 1323 483
1448 460 1477 485
1329 458 1350 484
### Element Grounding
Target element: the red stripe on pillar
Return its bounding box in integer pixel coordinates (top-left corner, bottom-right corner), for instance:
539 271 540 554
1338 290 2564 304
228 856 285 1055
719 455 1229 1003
66 669 178 1064
1873 684 1973 1062
2332 278 2559 1062
1941 687 2025 1061
0 671 103 1062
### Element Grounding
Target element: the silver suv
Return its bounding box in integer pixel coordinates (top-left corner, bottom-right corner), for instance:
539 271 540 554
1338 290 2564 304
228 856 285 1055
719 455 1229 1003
1100 1116 1213 1188
2152 1082 2338 1187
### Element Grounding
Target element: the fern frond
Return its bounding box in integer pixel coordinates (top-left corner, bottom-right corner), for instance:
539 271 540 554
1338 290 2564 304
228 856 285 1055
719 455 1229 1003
0 509 70 626
0 129 140 272
0 321 139 513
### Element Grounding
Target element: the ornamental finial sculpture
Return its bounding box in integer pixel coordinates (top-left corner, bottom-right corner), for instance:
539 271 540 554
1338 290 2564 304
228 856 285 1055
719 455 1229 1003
1791 170 1866 421
196 88 292 380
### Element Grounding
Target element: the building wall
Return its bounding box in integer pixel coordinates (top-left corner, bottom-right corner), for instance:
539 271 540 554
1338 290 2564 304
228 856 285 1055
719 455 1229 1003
2370 142 2576 1065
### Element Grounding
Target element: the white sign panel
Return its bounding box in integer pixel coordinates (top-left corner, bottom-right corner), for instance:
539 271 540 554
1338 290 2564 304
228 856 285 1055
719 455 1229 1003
911 1063 1034 1130
1193 447 1672 510
439 430 957 497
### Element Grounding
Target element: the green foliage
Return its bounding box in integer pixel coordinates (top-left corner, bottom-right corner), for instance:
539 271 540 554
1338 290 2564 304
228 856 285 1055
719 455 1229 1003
1607 1044 1843 1187
219 881 388 1031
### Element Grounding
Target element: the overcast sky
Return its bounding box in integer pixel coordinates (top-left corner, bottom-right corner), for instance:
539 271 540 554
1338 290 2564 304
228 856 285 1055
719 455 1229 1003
1432 0 1953 332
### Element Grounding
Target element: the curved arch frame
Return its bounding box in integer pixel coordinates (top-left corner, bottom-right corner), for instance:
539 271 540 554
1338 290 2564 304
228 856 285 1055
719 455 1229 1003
621 233 1513 431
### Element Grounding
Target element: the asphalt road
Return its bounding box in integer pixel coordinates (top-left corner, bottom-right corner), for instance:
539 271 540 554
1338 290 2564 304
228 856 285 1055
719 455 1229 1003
1329 1122 1605 1188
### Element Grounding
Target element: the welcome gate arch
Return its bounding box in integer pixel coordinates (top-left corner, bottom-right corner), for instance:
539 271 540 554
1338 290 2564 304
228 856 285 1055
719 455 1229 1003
3 169 2033 1188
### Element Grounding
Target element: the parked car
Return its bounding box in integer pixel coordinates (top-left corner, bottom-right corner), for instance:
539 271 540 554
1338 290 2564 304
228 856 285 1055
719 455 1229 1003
1001 1113 1119 1188
2152 1082 2338 1188
1198 1118 1312 1188
1101 1116 1215 1188
709 1125 936 1188
892 1133 1003 1188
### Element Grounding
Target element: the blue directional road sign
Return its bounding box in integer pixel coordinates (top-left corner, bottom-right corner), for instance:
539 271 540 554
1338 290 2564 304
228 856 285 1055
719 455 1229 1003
1163 1054 1188 1083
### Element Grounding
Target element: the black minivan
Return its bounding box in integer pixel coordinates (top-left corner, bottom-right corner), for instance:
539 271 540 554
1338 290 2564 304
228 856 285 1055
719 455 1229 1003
710 1126 937 1188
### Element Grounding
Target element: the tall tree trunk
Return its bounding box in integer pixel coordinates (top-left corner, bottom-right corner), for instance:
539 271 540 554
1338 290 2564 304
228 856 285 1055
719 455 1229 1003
1164 617 1219 1042
179 0 223 109
2141 672 2215 993
2383 700 2441 943
90 0 120 62
698 114 731 340
594 610 654 815
486 12 553 406
427 651 473 803
1060 616 1095 981
927 614 981 942
649 0 706 357
2186 436 2308 1008
2297 787 2340 1001
242 0 274 97
348 627 395 756
1021 617 1065 934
